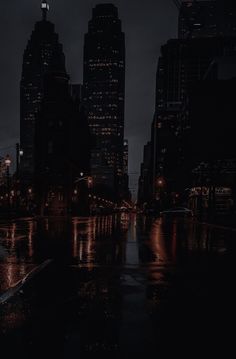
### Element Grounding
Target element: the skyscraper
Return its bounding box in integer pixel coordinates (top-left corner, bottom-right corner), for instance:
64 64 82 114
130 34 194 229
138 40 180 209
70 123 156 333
178 0 217 39
153 37 236 194
137 141 152 207
179 0 236 39
138 0 236 208
34 73 90 216
20 1 67 184
83 4 126 200
20 2 91 215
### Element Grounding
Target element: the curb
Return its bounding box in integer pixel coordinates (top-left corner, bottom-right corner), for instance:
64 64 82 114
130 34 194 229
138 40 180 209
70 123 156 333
0 259 53 305
193 220 236 232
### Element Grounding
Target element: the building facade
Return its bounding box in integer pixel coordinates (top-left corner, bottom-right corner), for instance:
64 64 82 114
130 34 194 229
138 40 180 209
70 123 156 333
35 73 90 215
178 0 218 39
20 2 91 215
20 1 67 185
185 76 236 217
83 4 126 200
138 0 236 209
179 0 236 39
138 142 152 208
153 37 236 196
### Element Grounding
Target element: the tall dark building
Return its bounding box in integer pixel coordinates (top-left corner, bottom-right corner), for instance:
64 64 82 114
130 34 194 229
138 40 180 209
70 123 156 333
137 142 152 207
153 37 236 194
20 1 67 184
20 2 90 215
178 0 217 39
179 0 236 39
123 139 131 201
139 0 236 208
83 4 126 200
35 74 90 216
184 63 236 217
123 140 129 176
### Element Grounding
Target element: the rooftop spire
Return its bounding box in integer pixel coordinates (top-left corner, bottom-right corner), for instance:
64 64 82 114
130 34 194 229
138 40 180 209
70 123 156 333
41 1 49 21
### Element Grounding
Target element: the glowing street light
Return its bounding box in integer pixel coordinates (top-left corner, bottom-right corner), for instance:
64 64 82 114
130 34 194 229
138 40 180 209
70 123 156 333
88 176 93 188
157 178 164 187
156 177 166 211
5 155 11 168
4 155 11 209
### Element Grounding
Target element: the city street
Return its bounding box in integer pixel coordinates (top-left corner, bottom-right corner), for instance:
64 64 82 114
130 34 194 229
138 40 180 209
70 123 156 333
1 2 236 358
0 214 235 358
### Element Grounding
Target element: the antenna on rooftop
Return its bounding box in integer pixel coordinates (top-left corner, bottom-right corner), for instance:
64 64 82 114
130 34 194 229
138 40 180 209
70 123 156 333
41 1 50 21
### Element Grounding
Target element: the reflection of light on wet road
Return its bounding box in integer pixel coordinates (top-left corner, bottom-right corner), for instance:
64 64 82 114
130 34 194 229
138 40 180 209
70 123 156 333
4 262 28 289
28 221 34 258
11 223 16 241
45 218 49 231
1 215 236 358
87 219 93 270
150 219 169 264
6 263 13 288
0 220 38 293
79 241 83 262
124 214 139 266
0 215 234 295
72 216 121 267
73 220 78 258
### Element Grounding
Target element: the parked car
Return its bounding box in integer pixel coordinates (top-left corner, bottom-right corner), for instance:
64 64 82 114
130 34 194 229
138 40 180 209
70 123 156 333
160 207 193 218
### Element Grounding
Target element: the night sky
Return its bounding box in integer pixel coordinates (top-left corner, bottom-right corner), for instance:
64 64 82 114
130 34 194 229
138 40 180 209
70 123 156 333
0 0 177 194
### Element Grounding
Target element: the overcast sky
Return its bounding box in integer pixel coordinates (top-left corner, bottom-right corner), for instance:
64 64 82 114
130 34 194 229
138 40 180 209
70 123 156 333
0 0 177 193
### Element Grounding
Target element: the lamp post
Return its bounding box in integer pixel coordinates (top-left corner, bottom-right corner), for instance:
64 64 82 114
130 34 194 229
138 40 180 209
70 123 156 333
15 145 24 176
156 176 165 211
15 145 24 210
88 176 93 189
5 155 11 210
157 179 164 187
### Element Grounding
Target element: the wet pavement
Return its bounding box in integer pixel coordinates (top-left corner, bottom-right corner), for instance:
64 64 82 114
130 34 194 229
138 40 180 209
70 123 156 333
0 214 235 358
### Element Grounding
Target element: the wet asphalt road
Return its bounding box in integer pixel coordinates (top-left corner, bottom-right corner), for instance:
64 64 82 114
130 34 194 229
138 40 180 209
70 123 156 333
0 214 235 358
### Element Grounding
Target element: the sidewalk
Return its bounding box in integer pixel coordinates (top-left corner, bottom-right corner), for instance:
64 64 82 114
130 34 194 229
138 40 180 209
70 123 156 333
195 214 236 231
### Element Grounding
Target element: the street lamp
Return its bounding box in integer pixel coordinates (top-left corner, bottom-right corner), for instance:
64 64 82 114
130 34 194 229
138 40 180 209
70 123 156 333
156 176 165 211
156 176 165 189
73 173 93 215
5 155 11 209
5 155 11 168
88 176 93 188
